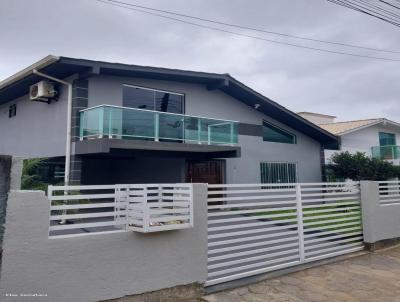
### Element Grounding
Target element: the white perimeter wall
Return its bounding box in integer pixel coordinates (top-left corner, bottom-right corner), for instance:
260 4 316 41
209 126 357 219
0 187 208 302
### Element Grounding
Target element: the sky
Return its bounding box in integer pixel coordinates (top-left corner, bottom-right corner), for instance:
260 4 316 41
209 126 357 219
1 0 399 122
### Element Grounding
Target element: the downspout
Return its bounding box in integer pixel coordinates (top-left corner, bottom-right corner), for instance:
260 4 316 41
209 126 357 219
32 70 72 187
32 70 72 224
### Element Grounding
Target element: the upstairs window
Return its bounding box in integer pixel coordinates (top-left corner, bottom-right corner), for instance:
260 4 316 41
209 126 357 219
122 84 184 114
8 104 16 118
379 132 396 146
262 120 296 144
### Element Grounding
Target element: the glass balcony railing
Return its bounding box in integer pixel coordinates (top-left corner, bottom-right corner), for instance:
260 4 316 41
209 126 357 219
79 105 239 146
371 145 400 160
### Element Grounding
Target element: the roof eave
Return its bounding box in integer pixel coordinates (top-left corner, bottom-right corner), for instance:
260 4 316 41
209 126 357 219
334 119 383 136
0 55 338 146
0 55 60 91
297 111 337 118
226 75 338 144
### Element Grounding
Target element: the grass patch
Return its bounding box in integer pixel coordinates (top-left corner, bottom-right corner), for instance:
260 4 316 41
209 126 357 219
251 202 362 234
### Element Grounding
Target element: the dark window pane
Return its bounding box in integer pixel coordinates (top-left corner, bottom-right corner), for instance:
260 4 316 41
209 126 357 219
123 86 155 110
262 121 296 144
8 104 16 118
123 85 184 114
379 132 396 146
155 91 184 113
260 162 297 184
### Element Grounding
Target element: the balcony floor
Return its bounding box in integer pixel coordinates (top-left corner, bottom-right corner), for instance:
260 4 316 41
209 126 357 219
74 138 241 158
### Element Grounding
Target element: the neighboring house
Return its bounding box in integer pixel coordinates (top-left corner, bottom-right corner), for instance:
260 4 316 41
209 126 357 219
298 112 400 165
0 56 337 185
296 112 337 126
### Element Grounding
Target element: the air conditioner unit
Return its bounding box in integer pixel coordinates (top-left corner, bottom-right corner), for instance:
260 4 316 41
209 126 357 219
29 81 57 101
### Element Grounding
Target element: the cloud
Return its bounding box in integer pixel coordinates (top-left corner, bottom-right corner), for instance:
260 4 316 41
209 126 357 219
1 0 399 121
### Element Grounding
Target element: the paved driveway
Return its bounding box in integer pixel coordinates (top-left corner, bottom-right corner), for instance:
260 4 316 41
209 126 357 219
203 245 400 302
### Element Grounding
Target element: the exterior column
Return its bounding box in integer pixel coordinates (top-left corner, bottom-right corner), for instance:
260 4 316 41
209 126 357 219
360 180 400 249
0 155 12 246
69 155 83 186
360 181 380 244
69 79 88 185
71 79 88 142
320 146 327 181
10 157 23 190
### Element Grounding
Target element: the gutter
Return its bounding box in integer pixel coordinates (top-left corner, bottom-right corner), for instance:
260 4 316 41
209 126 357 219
0 55 59 90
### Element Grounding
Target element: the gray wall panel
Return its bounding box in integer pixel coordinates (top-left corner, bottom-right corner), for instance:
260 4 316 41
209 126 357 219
0 77 73 158
226 135 322 183
82 157 185 185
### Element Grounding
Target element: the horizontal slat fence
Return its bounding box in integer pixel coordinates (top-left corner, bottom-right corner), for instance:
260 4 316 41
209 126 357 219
301 182 363 261
48 185 124 238
48 184 193 238
206 182 364 286
378 181 400 205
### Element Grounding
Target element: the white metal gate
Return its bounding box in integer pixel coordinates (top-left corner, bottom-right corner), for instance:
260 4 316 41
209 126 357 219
207 182 364 286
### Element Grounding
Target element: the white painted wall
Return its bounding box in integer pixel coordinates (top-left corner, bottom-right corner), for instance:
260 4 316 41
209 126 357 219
0 89 68 158
0 75 80 158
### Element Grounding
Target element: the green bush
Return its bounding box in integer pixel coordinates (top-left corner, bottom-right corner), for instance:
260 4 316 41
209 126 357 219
21 158 47 191
326 151 399 181
21 158 64 192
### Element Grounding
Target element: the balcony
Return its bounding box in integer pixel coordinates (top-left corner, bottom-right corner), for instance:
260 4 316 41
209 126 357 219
79 105 239 146
371 145 400 161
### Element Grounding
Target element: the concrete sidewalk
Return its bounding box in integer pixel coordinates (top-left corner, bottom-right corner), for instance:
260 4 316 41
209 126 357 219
203 245 400 302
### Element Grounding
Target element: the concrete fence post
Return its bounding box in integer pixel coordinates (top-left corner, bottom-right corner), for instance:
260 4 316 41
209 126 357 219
360 181 380 244
0 156 12 193
10 157 23 190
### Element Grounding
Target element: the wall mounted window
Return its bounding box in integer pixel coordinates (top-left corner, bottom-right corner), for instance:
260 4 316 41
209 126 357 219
262 120 296 144
379 132 396 146
260 162 298 184
122 84 184 114
8 104 16 118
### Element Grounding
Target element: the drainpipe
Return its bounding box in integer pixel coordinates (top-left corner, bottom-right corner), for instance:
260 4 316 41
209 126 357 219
33 70 72 224
32 69 72 187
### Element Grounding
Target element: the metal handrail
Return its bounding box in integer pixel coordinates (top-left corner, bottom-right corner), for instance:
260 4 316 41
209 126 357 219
79 104 239 123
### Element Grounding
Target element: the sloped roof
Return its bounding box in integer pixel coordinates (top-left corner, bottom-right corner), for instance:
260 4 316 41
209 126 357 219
297 111 337 118
0 55 338 146
319 118 383 135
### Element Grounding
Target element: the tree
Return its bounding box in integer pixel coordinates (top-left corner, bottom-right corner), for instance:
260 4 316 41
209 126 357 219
326 151 399 181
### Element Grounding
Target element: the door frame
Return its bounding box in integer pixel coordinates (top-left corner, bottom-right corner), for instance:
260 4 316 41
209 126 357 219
185 159 226 184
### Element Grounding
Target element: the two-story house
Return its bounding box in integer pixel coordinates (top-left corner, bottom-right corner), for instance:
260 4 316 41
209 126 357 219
0 56 338 186
298 112 400 165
